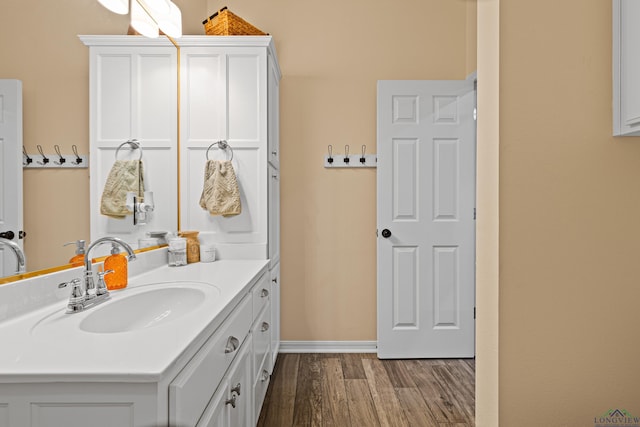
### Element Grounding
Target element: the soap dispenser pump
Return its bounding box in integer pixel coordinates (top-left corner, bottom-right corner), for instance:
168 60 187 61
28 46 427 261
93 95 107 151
103 243 128 290
64 240 86 267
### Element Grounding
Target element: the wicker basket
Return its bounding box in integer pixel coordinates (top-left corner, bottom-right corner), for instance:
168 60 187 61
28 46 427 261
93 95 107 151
203 7 267 36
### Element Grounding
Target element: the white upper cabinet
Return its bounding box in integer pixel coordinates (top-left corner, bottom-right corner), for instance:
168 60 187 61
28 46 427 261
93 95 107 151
81 36 178 248
179 36 281 261
613 0 640 136
82 36 281 261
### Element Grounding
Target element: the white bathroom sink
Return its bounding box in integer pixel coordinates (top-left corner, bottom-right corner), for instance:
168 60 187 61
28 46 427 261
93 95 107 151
80 285 206 333
31 281 220 336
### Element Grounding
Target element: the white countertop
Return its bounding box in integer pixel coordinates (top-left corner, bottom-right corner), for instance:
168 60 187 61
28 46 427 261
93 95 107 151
0 259 268 383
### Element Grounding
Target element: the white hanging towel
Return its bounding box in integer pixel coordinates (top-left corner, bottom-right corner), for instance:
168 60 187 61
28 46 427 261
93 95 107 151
199 160 241 216
100 160 144 219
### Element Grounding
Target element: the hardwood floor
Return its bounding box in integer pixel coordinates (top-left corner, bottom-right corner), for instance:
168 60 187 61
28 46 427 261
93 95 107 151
257 354 475 427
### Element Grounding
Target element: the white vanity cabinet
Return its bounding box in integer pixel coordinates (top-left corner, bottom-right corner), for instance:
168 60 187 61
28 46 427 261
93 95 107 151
0 261 272 427
613 0 640 136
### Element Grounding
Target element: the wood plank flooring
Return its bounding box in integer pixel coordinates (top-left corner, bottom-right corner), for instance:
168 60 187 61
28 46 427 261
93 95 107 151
257 354 475 427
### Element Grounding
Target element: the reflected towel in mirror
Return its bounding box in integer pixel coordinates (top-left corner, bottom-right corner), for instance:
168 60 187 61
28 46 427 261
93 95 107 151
100 160 145 219
199 160 241 216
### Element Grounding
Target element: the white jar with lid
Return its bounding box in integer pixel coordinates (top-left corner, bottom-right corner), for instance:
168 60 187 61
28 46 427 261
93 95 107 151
200 244 216 263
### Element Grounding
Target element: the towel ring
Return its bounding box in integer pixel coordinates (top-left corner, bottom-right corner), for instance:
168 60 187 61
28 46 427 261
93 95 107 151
115 139 143 161
206 140 234 161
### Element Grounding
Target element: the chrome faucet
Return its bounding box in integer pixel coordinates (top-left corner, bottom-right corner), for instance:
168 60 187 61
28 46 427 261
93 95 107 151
0 237 26 274
60 237 136 313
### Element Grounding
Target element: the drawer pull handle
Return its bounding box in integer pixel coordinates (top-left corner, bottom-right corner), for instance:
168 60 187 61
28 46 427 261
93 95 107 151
231 383 241 396
225 395 237 408
261 322 270 332
261 288 269 298
225 336 240 354
261 370 269 382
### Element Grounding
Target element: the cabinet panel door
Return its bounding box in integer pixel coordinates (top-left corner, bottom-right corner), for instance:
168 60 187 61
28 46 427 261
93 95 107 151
169 295 252 427
268 166 280 266
269 263 280 369
196 378 229 427
180 47 268 258
89 46 178 249
228 338 253 427
267 54 280 168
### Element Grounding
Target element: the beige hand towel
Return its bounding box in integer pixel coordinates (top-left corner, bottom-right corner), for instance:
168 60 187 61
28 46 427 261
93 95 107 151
100 160 144 219
199 160 241 216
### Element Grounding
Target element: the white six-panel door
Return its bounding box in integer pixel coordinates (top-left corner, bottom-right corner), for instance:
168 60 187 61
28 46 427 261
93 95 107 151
0 80 24 277
377 80 475 358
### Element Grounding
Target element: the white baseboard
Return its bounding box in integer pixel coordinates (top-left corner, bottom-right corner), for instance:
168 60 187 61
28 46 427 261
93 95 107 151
279 341 377 353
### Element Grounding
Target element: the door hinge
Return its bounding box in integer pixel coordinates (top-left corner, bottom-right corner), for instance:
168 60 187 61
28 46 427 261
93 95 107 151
474 307 476 319
473 208 476 220
376 229 379 237
473 107 477 121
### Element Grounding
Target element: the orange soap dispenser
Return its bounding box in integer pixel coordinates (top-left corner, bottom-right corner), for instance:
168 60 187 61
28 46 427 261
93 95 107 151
104 243 128 290
65 240 86 267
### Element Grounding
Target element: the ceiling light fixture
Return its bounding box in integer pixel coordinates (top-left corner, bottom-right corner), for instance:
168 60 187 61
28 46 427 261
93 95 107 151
98 0 183 39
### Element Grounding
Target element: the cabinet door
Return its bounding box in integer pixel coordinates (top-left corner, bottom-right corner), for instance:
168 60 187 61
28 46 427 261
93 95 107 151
268 166 280 266
227 335 254 427
267 54 280 169
196 336 253 427
269 263 280 369
88 45 178 247
196 378 229 427
180 46 268 260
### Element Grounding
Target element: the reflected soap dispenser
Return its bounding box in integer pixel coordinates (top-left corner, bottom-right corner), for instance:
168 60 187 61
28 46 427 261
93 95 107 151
104 243 128 290
65 240 86 267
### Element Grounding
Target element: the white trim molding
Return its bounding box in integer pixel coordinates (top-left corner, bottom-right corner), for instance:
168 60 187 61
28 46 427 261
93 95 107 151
279 341 377 353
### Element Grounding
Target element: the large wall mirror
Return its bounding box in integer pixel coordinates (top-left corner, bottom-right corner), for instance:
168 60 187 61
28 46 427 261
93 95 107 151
0 2 200 282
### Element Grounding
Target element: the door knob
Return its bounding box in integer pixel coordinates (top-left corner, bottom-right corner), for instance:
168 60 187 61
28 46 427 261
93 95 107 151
381 229 392 238
0 231 15 240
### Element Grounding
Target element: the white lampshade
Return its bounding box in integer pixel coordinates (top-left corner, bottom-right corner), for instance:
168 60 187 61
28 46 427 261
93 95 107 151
131 0 159 38
97 0 128 14
157 1 182 38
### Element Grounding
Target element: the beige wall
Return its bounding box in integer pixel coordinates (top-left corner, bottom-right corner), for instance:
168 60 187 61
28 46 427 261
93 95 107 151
1 0 473 340
498 0 640 425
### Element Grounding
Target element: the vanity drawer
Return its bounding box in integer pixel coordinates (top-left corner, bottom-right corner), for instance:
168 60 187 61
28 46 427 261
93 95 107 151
252 273 270 321
169 294 252 427
252 302 271 378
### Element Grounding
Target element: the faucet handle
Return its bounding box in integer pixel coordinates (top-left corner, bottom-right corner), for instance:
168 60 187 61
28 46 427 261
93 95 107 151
96 269 114 296
59 278 84 308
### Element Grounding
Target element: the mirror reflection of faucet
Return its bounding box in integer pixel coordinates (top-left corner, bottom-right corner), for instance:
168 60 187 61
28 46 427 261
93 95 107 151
58 237 136 314
0 237 26 275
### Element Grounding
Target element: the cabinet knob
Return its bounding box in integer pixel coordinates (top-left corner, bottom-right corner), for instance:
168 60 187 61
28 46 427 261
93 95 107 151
261 288 269 298
261 322 270 332
225 395 237 408
224 336 240 354
261 370 269 382
231 383 241 396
